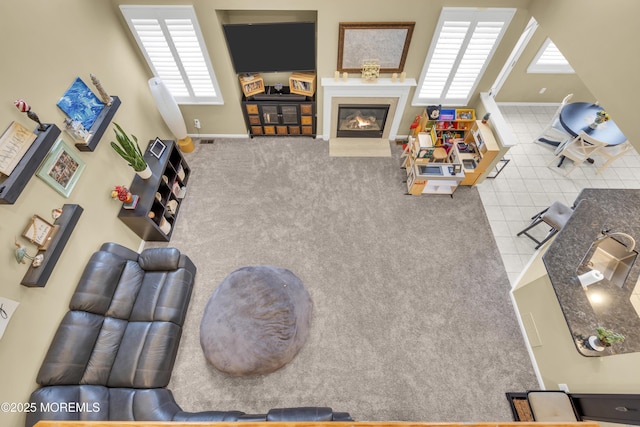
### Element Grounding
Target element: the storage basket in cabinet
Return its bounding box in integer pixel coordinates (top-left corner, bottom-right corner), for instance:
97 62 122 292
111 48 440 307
455 109 475 121
239 74 265 97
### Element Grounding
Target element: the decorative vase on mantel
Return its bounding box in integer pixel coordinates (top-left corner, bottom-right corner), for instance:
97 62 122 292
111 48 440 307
361 60 380 83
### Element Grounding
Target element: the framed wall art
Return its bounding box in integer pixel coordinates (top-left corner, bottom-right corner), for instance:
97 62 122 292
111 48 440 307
22 214 58 249
337 22 415 73
149 137 166 159
0 121 37 176
57 77 105 130
37 138 85 198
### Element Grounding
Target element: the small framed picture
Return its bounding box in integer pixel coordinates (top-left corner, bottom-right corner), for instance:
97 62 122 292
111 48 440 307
149 138 166 159
22 214 57 248
37 138 85 198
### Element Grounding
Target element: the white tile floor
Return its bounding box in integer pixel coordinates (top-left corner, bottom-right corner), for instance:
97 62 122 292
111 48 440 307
477 105 640 284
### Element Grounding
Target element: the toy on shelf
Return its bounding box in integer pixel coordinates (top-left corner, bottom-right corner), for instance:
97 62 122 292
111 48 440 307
111 185 138 209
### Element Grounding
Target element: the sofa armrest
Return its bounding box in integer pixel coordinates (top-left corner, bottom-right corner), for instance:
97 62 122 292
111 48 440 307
332 412 354 421
173 410 246 421
178 253 197 278
99 242 140 261
267 407 334 421
26 385 109 427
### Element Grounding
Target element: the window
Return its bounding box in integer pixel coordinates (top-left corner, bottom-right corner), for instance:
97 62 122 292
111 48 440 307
120 5 223 105
413 8 515 106
527 38 575 74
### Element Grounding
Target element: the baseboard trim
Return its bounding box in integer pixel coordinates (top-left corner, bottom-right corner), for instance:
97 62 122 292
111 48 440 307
496 101 561 107
188 133 249 139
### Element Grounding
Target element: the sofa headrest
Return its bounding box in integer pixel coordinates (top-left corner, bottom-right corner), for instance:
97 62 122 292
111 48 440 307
138 248 181 271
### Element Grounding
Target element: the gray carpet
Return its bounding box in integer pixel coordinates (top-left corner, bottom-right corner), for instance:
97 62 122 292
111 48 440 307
154 137 538 421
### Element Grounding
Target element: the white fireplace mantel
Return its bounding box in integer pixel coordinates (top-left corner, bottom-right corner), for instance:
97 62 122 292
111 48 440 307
321 77 417 141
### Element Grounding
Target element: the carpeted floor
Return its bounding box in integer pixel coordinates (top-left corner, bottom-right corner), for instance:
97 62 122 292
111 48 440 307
150 137 538 422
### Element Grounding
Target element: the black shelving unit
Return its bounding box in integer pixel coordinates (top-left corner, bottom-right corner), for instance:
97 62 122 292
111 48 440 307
0 124 61 205
21 204 84 288
118 140 191 241
242 86 315 137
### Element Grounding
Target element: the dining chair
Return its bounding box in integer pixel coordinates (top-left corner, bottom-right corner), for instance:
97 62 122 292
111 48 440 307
548 131 607 176
535 93 574 144
594 140 635 174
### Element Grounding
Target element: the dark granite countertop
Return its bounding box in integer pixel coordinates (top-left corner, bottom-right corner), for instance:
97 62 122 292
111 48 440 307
542 188 640 356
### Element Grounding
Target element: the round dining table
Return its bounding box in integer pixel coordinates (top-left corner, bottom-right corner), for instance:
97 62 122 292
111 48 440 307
559 102 627 146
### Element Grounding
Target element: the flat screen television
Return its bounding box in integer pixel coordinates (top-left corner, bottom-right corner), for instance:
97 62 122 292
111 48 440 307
223 22 316 74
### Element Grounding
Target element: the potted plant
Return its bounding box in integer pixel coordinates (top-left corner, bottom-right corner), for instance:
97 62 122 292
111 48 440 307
587 326 625 351
110 123 151 179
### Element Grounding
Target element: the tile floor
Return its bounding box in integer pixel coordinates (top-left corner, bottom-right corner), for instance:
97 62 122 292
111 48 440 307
477 105 640 284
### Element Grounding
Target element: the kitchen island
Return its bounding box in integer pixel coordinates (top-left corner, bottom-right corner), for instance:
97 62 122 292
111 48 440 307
542 188 640 356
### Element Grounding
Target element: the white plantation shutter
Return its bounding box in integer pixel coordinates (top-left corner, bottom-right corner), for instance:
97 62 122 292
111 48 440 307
420 21 470 99
414 8 515 106
528 38 575 73
121 6 223 104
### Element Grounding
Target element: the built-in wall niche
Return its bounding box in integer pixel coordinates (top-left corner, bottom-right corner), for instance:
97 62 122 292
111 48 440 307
217 9 317 85
217 9 317 26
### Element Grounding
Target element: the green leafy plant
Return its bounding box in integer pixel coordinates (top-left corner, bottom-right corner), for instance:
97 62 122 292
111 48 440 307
110 123 147 172
595 326 625 346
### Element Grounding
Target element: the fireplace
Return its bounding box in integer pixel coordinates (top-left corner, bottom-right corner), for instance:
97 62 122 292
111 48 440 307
336 104 390 138
321 77 416 141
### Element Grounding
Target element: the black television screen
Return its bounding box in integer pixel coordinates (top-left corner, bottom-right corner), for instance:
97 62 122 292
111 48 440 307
223 22 316 74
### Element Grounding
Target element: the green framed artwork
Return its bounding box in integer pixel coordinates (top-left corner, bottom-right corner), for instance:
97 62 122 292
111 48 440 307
37 138 85 198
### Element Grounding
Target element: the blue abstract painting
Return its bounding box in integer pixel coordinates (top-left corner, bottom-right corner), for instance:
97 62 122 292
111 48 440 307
57 77 105 130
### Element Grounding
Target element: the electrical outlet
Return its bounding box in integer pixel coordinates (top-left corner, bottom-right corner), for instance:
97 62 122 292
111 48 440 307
194 119 201 129
558 383 569 392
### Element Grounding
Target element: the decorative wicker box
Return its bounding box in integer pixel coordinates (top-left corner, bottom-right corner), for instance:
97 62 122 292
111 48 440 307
239 74 265 97
289 73 316 97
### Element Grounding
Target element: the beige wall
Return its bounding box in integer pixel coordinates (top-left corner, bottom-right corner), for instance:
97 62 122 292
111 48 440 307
513 253 640 393
113 0 640 148
114 0 539 138
0 1 170 425
529 0 640 147
495 29 596 103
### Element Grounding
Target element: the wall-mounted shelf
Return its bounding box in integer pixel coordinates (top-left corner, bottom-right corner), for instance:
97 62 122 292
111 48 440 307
21 204 83 288
75 95 121 152
0 124 61 205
